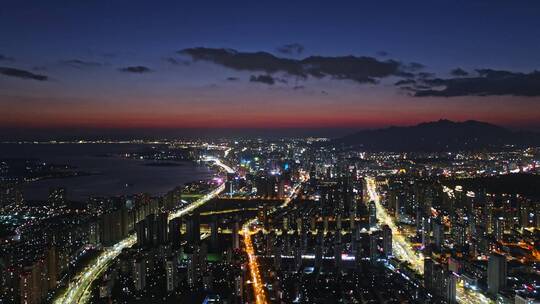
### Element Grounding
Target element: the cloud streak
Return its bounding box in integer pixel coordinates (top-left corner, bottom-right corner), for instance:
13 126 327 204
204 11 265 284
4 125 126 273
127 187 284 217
277 43 304 55
118 66 152 73
62 59 103 68
179 47 413 84
413 69 540 97
0 67 48 81
0 55 15 62
163 57 190 66
450 68 468 77
250 74 276 85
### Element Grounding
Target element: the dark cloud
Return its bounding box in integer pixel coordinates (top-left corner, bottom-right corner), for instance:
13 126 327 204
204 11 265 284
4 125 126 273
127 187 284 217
413 69 540 97
164 57 190 66
405 62 425 71
226 77 239 81
396 71 416 78
62 59 103 68
118 66 152 73
293 85 305 90
450 68 469 77
395 79 416 86
164 57 179 65
179 47 412 84
399 86 416 93
416 72 435 79
0 55 15 62
376 51 389 57
277 43 304 55
250 74 276 85
413 84 433 90
0 67 48 81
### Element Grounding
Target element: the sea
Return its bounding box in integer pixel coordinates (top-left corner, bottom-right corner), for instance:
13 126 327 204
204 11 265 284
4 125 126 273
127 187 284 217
0 143 213 202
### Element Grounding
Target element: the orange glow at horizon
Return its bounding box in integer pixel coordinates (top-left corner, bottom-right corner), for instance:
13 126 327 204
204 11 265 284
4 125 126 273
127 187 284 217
2 93 540 130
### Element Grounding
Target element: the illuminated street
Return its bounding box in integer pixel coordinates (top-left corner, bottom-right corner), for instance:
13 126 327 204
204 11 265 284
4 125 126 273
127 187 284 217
53 235 136 304
52 158 233 304
3 3 540 302
365 177 494 304
241 182 302 304
243 228 268 304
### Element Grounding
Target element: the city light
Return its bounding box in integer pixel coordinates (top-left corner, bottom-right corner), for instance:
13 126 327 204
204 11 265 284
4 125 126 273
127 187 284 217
365 177 494 304
52 158 233 304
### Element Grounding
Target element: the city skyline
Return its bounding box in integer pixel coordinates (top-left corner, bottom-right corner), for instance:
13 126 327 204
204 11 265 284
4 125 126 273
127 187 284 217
3 2 540 304
2 1 540 138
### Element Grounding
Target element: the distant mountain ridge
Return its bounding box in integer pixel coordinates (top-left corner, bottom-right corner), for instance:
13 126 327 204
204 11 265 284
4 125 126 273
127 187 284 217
332 119 540 151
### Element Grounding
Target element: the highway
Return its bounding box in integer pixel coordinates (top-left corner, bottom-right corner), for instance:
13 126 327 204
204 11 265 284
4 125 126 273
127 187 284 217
365 177 493 304
53 158 233 304
201 155 235 174
53 235 136 304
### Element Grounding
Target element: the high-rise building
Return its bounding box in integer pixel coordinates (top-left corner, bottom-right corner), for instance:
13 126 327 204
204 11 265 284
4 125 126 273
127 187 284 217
382 225 392 258
485 200 494 234
19 269 34 304
273 245 282 271
369 231 380 262
46 246 57 290
168 217 182 248
133 258 146 291
146 214 157 245
519 200 530 229
495 217 505 242
334 239 342 269
452 222 466 247
368 201 377 228
444 271 457 304
315 243 323 269
421 216 431 247
395 193 404 222
210 218 219 251
427 261 457 303
135 220 147 247
424 257 434 291
186 212 200 244
433 219 444 250
226 172 236 196
165 257 178 292
100 210 123 246
156 212 168 245
294 245 303 271
163 186 182 211
488 253 507 296
232 221 240 250
438 267 457 304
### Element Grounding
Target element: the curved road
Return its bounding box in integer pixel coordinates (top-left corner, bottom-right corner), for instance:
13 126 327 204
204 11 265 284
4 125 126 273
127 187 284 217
53 157 234 304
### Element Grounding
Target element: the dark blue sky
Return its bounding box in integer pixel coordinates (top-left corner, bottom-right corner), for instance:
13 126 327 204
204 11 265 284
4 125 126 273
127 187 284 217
4 1 540 70
1 0 540 137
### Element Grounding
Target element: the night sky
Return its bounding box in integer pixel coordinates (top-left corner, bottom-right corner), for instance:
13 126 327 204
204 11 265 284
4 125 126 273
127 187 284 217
1 1 540 138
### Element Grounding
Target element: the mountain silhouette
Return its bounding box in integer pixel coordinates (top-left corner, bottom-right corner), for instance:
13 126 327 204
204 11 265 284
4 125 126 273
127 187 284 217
332 119 540 151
